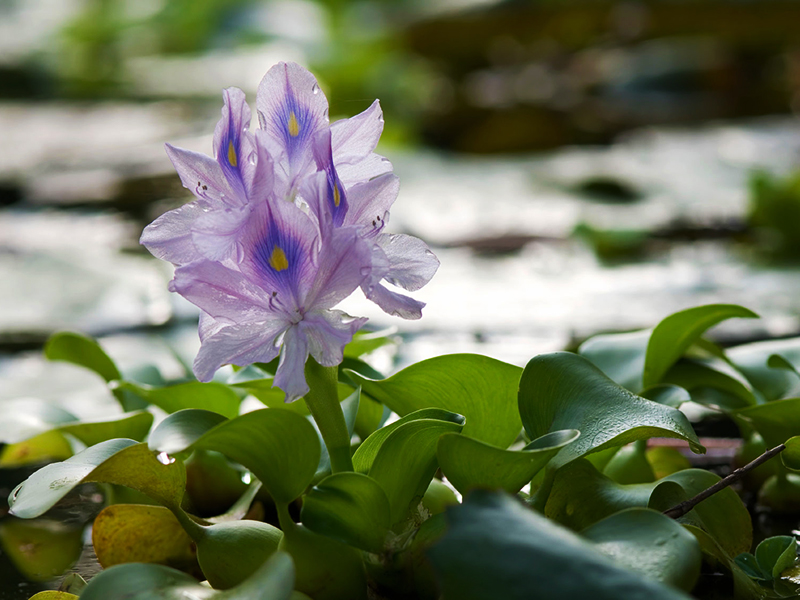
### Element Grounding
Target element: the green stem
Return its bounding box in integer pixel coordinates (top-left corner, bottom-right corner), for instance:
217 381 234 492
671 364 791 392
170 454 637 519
169 505 206 543
276 501 296 534
303 357 353 473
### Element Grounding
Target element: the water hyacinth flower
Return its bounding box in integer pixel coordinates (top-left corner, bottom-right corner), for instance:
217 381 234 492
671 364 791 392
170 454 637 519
141 61 439 399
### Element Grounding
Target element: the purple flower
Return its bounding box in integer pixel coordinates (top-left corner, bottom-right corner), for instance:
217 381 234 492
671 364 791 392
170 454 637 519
140 62 439 397
171 191 371 401
260 62 440 319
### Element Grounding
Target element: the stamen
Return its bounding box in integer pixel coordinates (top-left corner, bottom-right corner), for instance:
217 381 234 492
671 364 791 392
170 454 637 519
269 246 289 271
227 141 237 167
288 112 300 138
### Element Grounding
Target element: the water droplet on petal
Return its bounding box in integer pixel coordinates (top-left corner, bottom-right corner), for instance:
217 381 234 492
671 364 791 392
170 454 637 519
312 83 320 94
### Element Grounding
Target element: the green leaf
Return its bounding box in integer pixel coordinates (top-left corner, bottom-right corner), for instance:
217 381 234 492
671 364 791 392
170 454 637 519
428 490 693 600
727 337 800 401
300 472 391 553
581 508 701 591
148 409 229 455
602 442 655 485
755 535 797 580
9 440 186 518
518 352 703 471
661 360 756 410
782 436 800 471
734 398 800 449
368 416 465 524
734 552 767 581
45 331 121 382
116 381 242 419
344 327 397 358
640 385 691 409
150 409 320 504
579 329 650 392
437 429 579 495
28 593 80 600
643 304 758 388
352 408 464 474
92 504 198 574
648 470 752 559
0 430 74 467
347 354 522 447
545 459 655 530
59 411 154 446
79 551 296 600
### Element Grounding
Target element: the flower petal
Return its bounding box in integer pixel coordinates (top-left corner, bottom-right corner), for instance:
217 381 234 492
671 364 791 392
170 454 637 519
311 127 348 227
342 173 399 237
377 233 439 291
193 319 286 382
302 310 368 367
336 153 393 188
192 205 252 262
165 143 229 205
240 198 319 309
256 62 329 189
331 100 384 166
171 260 274 321
306 226 372 311
274 324 310 402
363 281 426 320
212 87 252 203
140 201 205 265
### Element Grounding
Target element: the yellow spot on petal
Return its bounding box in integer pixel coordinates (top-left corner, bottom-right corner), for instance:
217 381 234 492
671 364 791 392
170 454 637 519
269 246 289 271
227 141 237 167
288 112 300 138
333 184 341 207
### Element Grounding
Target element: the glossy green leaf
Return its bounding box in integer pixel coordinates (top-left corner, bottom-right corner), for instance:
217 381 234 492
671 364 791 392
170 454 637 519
728 338 800 401
368 417 465 524
348 354 522 447
117 381 241 419
735 398 800 449
643 304 758 388
28 593 79 600
545 459 655 530
518 352 703 471
648 469 752 558
80 551 296 600
661 360 757 410
148 409 229 455
59 411 154 446
9 440 186 518
755 535 797 580
581 508 701 591
602 442 655 485
640 384 691 409
437 429 580 495
428 490 692 600
782 436 800 471
301 472 391 553
92 504 198 574
150 409 320 504
578 329 650 392
352 408 464 474
0 518 83 582
45 331 121 383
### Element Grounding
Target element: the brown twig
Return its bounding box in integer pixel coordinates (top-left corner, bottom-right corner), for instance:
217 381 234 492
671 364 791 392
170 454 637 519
663 443 786 519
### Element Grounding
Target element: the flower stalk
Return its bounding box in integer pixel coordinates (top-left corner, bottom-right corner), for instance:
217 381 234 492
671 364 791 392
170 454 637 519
304 358 354 473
